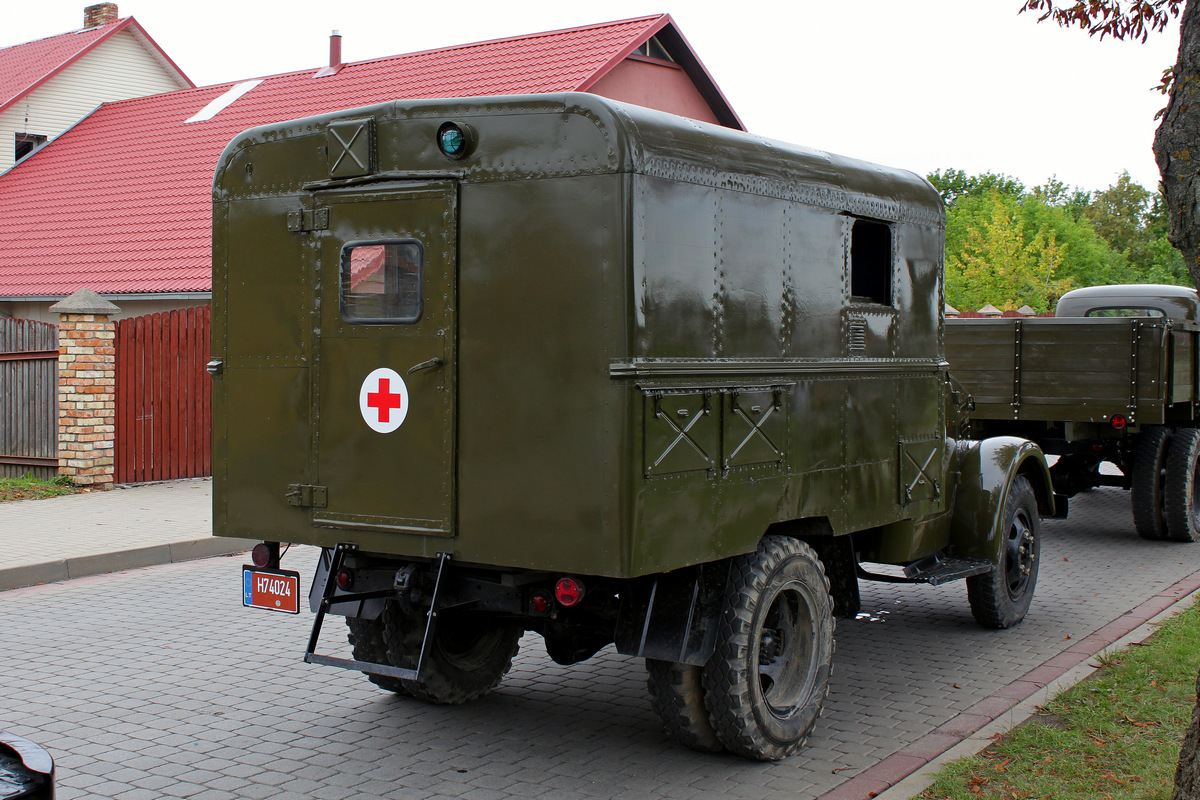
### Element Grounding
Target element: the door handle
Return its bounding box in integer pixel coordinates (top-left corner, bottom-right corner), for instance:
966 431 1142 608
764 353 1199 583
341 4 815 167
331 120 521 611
408 357 444 375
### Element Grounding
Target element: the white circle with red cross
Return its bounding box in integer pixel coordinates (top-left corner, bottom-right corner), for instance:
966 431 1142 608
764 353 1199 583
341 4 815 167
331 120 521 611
359 368 409 433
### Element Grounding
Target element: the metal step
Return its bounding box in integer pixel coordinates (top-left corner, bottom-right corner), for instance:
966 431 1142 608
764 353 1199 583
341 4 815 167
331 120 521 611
903 553 992 586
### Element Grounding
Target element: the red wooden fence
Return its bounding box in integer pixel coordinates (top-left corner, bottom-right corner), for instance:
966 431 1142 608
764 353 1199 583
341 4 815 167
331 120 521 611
115 306 211 483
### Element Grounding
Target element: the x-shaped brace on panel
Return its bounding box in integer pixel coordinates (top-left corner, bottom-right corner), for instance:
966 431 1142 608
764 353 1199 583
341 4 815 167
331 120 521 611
650 395 712 473
725 392 783 468
331 124 368 173
901 445 941 504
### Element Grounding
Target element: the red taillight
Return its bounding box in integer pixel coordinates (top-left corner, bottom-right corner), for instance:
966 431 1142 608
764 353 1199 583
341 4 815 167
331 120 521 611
530 592 552 615
336 569 355 590
251 543 272 568
1112 415 1127 430
555 577 585 607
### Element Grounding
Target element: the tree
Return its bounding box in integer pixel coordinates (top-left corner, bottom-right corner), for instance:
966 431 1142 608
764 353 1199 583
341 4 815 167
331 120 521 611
945 192 1074 312
927 168 1025 205
1087 171 1191 282
1020 0 1200 287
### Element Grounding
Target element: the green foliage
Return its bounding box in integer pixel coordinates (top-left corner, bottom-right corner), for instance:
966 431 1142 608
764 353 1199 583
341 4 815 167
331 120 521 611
928 168 1025 205
934 168 1191 313
946 193 1073 312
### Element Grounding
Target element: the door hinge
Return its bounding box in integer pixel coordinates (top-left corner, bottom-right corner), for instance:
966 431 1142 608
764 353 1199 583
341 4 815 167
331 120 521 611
286 484 328 508
286 209 329 233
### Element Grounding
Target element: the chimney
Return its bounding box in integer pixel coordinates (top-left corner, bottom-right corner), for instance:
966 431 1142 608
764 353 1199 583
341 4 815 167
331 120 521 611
315 30 344 78
83 3 119 29
330 30 342 69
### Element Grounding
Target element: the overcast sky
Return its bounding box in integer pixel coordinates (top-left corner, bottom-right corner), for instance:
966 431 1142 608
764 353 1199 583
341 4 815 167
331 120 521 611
14 0 1182 194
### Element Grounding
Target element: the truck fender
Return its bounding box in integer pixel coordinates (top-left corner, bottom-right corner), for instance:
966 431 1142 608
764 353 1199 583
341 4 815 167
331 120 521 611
948 437 1054 563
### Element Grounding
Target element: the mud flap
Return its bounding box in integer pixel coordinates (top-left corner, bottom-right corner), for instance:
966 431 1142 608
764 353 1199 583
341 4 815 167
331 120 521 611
614 562 728 666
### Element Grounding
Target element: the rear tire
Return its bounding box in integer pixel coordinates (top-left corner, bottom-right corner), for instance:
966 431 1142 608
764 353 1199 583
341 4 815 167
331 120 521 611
967 476 1040 629
646 660 724 752
702 536 834 761
1132 426 1172 541
346 617 408 695
382 601 521 705
1165 428 1200 543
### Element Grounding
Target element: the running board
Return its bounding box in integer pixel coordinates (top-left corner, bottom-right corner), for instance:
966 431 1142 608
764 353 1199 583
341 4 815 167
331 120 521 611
303 544 451 682
858 553 992 587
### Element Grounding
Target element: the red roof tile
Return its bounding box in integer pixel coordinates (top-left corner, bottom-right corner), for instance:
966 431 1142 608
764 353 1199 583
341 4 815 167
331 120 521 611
0 18 191 114
0 14 736 298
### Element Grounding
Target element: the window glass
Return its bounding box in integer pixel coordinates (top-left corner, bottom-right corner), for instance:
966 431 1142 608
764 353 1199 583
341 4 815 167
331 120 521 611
341 241 423 323
1085 307 1165 318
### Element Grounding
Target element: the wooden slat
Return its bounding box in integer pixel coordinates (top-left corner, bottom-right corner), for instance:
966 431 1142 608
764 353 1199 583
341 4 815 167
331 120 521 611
0 318 57 479
113 306 212 483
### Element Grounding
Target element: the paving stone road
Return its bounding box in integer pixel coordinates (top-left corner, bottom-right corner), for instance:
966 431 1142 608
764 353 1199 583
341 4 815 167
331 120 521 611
1 486 1198 799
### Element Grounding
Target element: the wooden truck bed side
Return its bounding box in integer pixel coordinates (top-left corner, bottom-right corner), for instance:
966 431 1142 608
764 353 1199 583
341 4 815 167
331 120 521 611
946 317 1199 428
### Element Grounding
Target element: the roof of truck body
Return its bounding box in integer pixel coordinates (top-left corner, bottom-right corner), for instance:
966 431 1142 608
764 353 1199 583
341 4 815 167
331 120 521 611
219 93 945 228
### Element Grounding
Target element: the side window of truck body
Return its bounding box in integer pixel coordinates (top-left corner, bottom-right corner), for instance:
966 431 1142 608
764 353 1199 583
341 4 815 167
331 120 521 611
340 241 424 324
849 217 893 306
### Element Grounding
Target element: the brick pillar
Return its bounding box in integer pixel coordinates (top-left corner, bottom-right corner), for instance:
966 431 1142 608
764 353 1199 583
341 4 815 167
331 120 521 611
50 289 121 489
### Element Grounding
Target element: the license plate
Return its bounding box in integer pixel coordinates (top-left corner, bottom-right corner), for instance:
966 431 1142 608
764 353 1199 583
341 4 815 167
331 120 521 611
243 567 301 614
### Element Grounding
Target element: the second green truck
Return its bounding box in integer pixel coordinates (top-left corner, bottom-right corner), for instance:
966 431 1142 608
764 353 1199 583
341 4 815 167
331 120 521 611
946 283 1200 543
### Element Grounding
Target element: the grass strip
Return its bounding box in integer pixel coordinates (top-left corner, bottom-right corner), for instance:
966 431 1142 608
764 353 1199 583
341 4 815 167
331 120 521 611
919 598 1200 800
0 474 80 502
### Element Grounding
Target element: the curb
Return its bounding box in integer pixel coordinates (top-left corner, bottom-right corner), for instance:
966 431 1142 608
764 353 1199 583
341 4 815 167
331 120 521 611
0 537 256 592
816 570 1200 800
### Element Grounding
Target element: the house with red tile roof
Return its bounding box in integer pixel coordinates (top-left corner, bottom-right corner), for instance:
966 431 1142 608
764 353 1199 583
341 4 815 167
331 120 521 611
0 3 192 173
0 14 740 322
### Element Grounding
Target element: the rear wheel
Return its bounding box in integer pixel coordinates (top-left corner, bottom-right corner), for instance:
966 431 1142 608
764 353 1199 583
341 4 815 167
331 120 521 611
1165 428 1200 543
346 616 408 695
382 601 522 704
1132 426 1172 541
967 476 1040 629
646 660 724 752
702 536 834 761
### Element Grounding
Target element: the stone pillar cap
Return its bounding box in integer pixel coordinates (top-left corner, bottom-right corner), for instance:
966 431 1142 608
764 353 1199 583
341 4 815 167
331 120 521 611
49 289 121 315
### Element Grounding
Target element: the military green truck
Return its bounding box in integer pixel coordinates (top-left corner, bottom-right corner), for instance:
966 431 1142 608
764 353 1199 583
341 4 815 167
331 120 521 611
211 93 1053 761
946 284 1200 543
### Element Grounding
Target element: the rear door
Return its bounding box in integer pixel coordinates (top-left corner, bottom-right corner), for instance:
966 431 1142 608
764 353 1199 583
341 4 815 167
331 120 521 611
310 181 457 537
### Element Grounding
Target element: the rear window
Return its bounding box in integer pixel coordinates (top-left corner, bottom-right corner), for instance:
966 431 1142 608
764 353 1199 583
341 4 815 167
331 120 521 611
341 241 423 324
1084 307 1165 318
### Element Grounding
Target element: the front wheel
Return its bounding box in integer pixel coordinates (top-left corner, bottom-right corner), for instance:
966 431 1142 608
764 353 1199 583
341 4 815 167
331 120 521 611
967 476 1040 629
701 536 835 761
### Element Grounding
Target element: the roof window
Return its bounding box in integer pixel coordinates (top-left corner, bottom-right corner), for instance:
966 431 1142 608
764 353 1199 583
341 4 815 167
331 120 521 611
15 133 46 162
184 80 263 123
633 36 673 62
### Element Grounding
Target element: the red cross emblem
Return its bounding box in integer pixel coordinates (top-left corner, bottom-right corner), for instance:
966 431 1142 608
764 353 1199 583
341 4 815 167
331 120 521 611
367 378 404 422
359 368 409 432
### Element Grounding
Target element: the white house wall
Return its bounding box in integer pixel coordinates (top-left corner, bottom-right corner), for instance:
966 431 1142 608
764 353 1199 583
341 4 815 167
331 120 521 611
0 30 186 172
